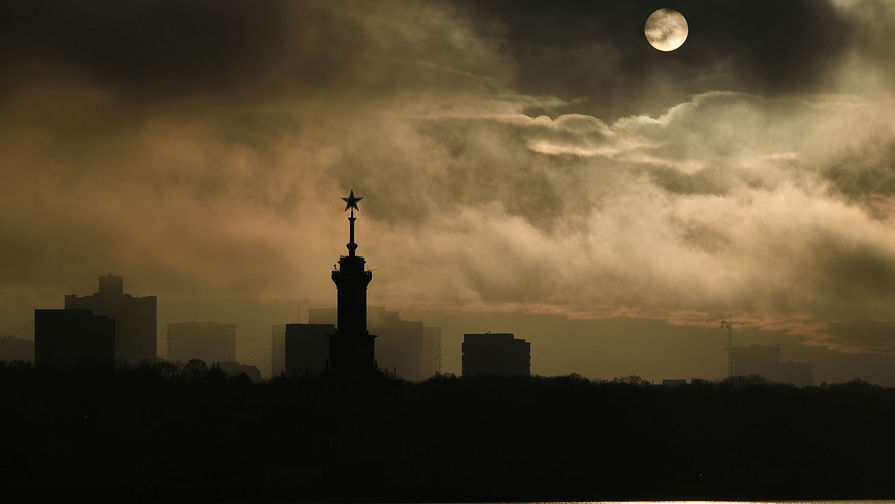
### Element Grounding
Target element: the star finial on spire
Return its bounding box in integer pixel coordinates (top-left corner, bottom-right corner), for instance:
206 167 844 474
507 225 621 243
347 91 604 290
342 189 363 212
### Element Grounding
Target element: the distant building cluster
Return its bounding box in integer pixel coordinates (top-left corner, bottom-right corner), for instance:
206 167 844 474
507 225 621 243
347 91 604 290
34 275 155 369
64 274 156 363
310 306 442 380
12 193 526 381
5 192 829 387
23 275 260 381
273 307 442 380
9 274 819 388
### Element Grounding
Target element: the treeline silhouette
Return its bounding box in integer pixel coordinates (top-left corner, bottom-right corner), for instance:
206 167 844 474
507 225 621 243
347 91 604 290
0 361 893 500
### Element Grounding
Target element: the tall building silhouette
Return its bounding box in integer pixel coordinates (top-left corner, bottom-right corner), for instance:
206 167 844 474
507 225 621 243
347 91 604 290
65 275 157 363
328 190 377 375
373 309 424 380
284 323 334 377
34 309 115 369
422 326 442 377
271 301 312 378
271 324 286 377
462 333 530 377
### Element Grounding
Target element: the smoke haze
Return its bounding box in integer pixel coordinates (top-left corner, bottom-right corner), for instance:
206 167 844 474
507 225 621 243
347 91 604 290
4 0 895 381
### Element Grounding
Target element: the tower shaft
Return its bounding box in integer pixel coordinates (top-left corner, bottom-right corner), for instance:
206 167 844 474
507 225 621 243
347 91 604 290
329 191 376 375
348 212 357 257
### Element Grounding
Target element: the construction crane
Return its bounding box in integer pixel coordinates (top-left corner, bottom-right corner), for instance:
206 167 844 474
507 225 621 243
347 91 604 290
721 315 746 378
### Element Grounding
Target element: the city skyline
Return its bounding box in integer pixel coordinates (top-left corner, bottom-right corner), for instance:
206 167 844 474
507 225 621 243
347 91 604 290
4 1 895 383
8 2 895 498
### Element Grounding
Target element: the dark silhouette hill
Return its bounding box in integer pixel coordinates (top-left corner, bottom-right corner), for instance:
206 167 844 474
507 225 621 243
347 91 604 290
0 361 893 500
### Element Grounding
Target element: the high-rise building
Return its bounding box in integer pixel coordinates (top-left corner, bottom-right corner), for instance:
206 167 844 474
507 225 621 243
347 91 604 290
284 323 334 377
167 321 236 364
369 307 422 380
34 309 115 369
462 333 530 377
328 190 377 375
65 275 157 363
271 324 286 378
271 300 312 377
422 326 442 377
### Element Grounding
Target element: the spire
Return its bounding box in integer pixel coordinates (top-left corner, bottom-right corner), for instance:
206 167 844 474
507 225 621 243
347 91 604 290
331 189 377 376
341 190 363 256
342 189 363 212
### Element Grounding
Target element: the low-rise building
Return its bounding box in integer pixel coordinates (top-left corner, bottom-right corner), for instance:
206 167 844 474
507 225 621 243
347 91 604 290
462 332 530 377
34 309 115 368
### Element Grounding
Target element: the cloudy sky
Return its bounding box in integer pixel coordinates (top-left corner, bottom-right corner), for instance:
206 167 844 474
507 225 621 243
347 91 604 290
3 0 895 380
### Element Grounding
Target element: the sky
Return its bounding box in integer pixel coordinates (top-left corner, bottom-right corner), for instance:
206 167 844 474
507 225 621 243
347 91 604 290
3 0 895 382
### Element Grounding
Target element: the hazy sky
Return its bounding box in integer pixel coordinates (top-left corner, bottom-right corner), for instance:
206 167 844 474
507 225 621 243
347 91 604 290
3 0 895 380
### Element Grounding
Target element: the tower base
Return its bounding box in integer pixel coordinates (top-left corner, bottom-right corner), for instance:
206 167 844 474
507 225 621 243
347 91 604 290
328 330 377 376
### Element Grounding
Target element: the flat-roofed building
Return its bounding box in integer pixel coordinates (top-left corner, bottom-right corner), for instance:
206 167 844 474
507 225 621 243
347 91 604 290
65 275 156 364
371 308 423 380
34 309 115 369
462 332 530 377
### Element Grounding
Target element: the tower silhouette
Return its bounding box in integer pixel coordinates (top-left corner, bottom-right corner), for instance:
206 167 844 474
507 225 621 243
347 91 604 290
329 190 377 375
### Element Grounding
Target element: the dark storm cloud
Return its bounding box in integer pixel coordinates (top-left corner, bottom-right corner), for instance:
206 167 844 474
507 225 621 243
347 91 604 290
2 1 305 100
450 0 852 118
4 0 895 361
0 0 501 103
825 139 895 204
0 0 513 300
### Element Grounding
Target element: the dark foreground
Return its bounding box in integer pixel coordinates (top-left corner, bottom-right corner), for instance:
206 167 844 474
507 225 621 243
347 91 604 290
1 361 894 501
